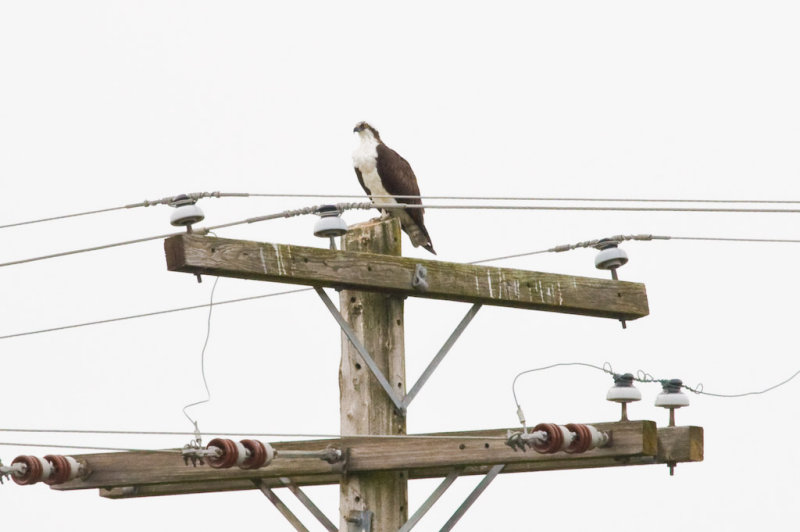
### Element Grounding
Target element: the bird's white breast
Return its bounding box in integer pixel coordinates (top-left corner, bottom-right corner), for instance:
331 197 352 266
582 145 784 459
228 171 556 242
353 136 397 204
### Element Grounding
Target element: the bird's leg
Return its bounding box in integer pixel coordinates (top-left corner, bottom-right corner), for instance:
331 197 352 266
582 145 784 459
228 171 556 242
379 209 392 220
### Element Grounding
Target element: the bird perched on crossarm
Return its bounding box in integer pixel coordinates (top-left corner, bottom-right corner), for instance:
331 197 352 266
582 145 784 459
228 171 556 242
351 121 436 254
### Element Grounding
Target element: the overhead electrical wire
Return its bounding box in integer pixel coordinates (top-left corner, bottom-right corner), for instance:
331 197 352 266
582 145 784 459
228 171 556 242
6 191 800 234
0 287 312 340
2 362 798 448
0 191 247 230
0 442 180 453
6 195 800 271
3 232 800 340
6 191 800 231
182 276 219 434
511 362 800 408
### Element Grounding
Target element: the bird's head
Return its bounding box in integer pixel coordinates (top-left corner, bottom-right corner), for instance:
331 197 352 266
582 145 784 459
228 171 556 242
353 121 381 141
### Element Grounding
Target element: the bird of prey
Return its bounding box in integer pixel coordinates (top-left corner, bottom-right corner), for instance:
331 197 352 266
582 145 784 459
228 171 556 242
352 121 436 254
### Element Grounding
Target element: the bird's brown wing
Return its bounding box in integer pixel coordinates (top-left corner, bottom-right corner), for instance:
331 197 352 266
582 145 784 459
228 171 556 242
354 167 371 196
376 143 435 254
375 144 425 226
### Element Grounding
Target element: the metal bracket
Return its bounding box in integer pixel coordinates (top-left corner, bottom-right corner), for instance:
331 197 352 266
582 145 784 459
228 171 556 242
345 510 373 532
317 288 481 414
398 469 461 532
440 464 505 531
316 287 406 411
402 304 481 410
279 477 338 532
254 480 310 532
411 264 428 291
255 478 338 532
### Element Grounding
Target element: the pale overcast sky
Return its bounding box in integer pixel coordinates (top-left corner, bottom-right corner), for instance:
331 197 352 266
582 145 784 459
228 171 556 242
1 2 799 531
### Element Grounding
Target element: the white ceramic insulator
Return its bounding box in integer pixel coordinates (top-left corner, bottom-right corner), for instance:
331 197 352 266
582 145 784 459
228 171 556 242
595 246 629 270
263 443 275 467
586 425 609 448
234 441 248 467
557 426 573 451
655 391 690 408
38 456 54 481
65 457 81 481
313 215 348 237
170 204 205 227
606 385 642 403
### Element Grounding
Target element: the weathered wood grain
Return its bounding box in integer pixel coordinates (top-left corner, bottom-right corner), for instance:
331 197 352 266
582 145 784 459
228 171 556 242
163 233 649 320
51 420 702 493
338 219 408 531
93 423 701 499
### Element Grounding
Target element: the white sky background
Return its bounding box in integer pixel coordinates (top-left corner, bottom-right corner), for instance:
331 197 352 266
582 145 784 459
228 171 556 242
1 1 799 530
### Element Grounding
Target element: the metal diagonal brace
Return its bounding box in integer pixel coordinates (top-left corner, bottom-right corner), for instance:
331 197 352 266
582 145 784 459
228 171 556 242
254 480 310 532
440 464 505 532
402 304 481 409
278 477 338 532
398 469 461 532
316 287 406 411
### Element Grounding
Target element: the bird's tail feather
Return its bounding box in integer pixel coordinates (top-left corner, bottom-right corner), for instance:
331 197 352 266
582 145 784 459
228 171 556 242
406 222 436 255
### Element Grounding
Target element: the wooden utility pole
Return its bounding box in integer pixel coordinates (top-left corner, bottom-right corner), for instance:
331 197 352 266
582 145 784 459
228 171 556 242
338 219 407 531
19 220 705 531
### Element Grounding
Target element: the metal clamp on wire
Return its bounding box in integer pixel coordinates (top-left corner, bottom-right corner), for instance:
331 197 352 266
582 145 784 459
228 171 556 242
0 459 27 484
505 429 548 452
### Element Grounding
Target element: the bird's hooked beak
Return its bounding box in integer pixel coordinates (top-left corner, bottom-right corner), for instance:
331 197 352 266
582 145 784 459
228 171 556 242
353 123 366 133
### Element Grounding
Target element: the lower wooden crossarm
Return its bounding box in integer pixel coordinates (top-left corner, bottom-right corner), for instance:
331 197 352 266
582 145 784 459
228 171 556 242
39 422 702 498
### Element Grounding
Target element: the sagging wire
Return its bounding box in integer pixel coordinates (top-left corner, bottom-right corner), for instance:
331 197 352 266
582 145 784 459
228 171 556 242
0 287 312 341
512 362 800 428
512 363 615 432
181 276 220 447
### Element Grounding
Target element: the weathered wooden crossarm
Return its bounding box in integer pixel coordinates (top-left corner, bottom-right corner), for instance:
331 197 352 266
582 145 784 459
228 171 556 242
46 421 701 498
164 234 649 320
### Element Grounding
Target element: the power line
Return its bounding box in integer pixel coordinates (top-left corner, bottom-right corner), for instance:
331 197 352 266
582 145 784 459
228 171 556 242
0 191 247 230
512 362 800 406
0 287 313 340
248 192 800 204
0 441 180 453
0 203 336 270
0 430 505 441
7 192 800 233
7 197 800 270
4 231 800 340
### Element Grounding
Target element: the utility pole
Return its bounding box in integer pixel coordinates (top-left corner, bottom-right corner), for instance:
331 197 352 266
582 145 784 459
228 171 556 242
4 218 705 532
338 219 407 531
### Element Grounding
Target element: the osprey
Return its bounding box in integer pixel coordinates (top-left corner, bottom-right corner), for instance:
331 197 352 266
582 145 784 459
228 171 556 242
352 121 436 254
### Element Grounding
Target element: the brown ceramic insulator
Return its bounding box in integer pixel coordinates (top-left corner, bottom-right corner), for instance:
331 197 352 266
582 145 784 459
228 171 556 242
207 438 238 469
43 455 71 485
11 456 43 485
565 424 591 454
549 424 565 453
240 439 267 470
580 424 595 452
578 424 593 453
532 423 561 454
